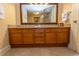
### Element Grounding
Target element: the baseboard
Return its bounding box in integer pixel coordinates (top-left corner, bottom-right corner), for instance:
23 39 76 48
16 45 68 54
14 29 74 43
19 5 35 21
0 45 11 56
11 43 68 48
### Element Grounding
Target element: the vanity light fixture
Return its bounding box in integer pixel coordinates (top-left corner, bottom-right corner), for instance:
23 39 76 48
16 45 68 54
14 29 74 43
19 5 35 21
30 3 48 5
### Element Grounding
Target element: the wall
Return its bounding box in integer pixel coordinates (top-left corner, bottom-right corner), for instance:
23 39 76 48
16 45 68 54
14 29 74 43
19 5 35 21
62 3 72 13
62 4 73 49
0 4 16 55
70 4 79 52
62 3 76 50
58 4 62 23
62 3 72 23
68 4 78 51
62 3 79 53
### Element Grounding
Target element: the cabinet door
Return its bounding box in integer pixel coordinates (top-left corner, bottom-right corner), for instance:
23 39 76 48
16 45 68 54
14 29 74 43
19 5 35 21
9 28 23 44
22 29 34 44
46 33 57 43
57 32 69 43
35 37 45 44
23 33 34 44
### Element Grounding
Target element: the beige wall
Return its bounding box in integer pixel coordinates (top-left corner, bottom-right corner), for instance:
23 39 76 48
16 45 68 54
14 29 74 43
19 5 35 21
70 4 79 52
62 4 76 50
62 3 72 13
0 4 17 55
62 3 76 50
62 3 72 23
62 3 79 52
58 4 63 23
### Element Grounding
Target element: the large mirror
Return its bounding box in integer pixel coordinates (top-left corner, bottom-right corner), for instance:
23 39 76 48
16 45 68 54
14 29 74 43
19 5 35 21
20 3 58 24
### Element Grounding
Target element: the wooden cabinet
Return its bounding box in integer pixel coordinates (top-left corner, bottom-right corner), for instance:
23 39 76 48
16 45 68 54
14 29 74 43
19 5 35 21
22 28 34 44
57 28 69 43
45 28 57 43
35 37 45 44
46 33 57 43
8 27 70 47
34 29 45 44
9 28 23 44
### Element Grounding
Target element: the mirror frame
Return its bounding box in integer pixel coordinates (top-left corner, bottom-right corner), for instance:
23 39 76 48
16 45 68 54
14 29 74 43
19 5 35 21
20 3 58 25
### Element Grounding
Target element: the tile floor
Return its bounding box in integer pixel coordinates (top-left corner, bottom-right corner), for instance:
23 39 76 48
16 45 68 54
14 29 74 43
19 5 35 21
3 47 79 56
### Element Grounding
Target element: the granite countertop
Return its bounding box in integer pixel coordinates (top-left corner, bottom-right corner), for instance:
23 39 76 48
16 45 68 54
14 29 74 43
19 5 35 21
8 24 70 28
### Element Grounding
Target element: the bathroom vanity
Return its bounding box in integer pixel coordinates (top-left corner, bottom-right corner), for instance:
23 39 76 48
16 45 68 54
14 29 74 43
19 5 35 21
7 3 70 48
8 25 70 47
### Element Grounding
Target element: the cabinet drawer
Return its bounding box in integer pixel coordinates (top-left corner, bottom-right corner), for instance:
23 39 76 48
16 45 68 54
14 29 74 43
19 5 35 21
23 33 33 37
57 28 69 32
9 28 22 33
34 32 44 37
45 28 57 32
34 29 44 32
22 28 34 33
35 37 45 44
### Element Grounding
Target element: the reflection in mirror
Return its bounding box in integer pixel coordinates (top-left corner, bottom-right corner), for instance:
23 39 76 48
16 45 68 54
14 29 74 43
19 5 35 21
20 3 57 24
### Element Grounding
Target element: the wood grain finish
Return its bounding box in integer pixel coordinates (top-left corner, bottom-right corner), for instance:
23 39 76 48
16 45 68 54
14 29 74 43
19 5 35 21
46 33 57 43
45 28 57 43
22 28 34 44
8 27 70 47
57 31 69 43
9 28 23 44
34 29 45 44
45 28 57 32
34 37 45 44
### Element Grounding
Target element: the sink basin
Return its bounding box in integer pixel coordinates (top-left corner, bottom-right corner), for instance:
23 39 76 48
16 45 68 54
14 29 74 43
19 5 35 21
34 25 41 28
